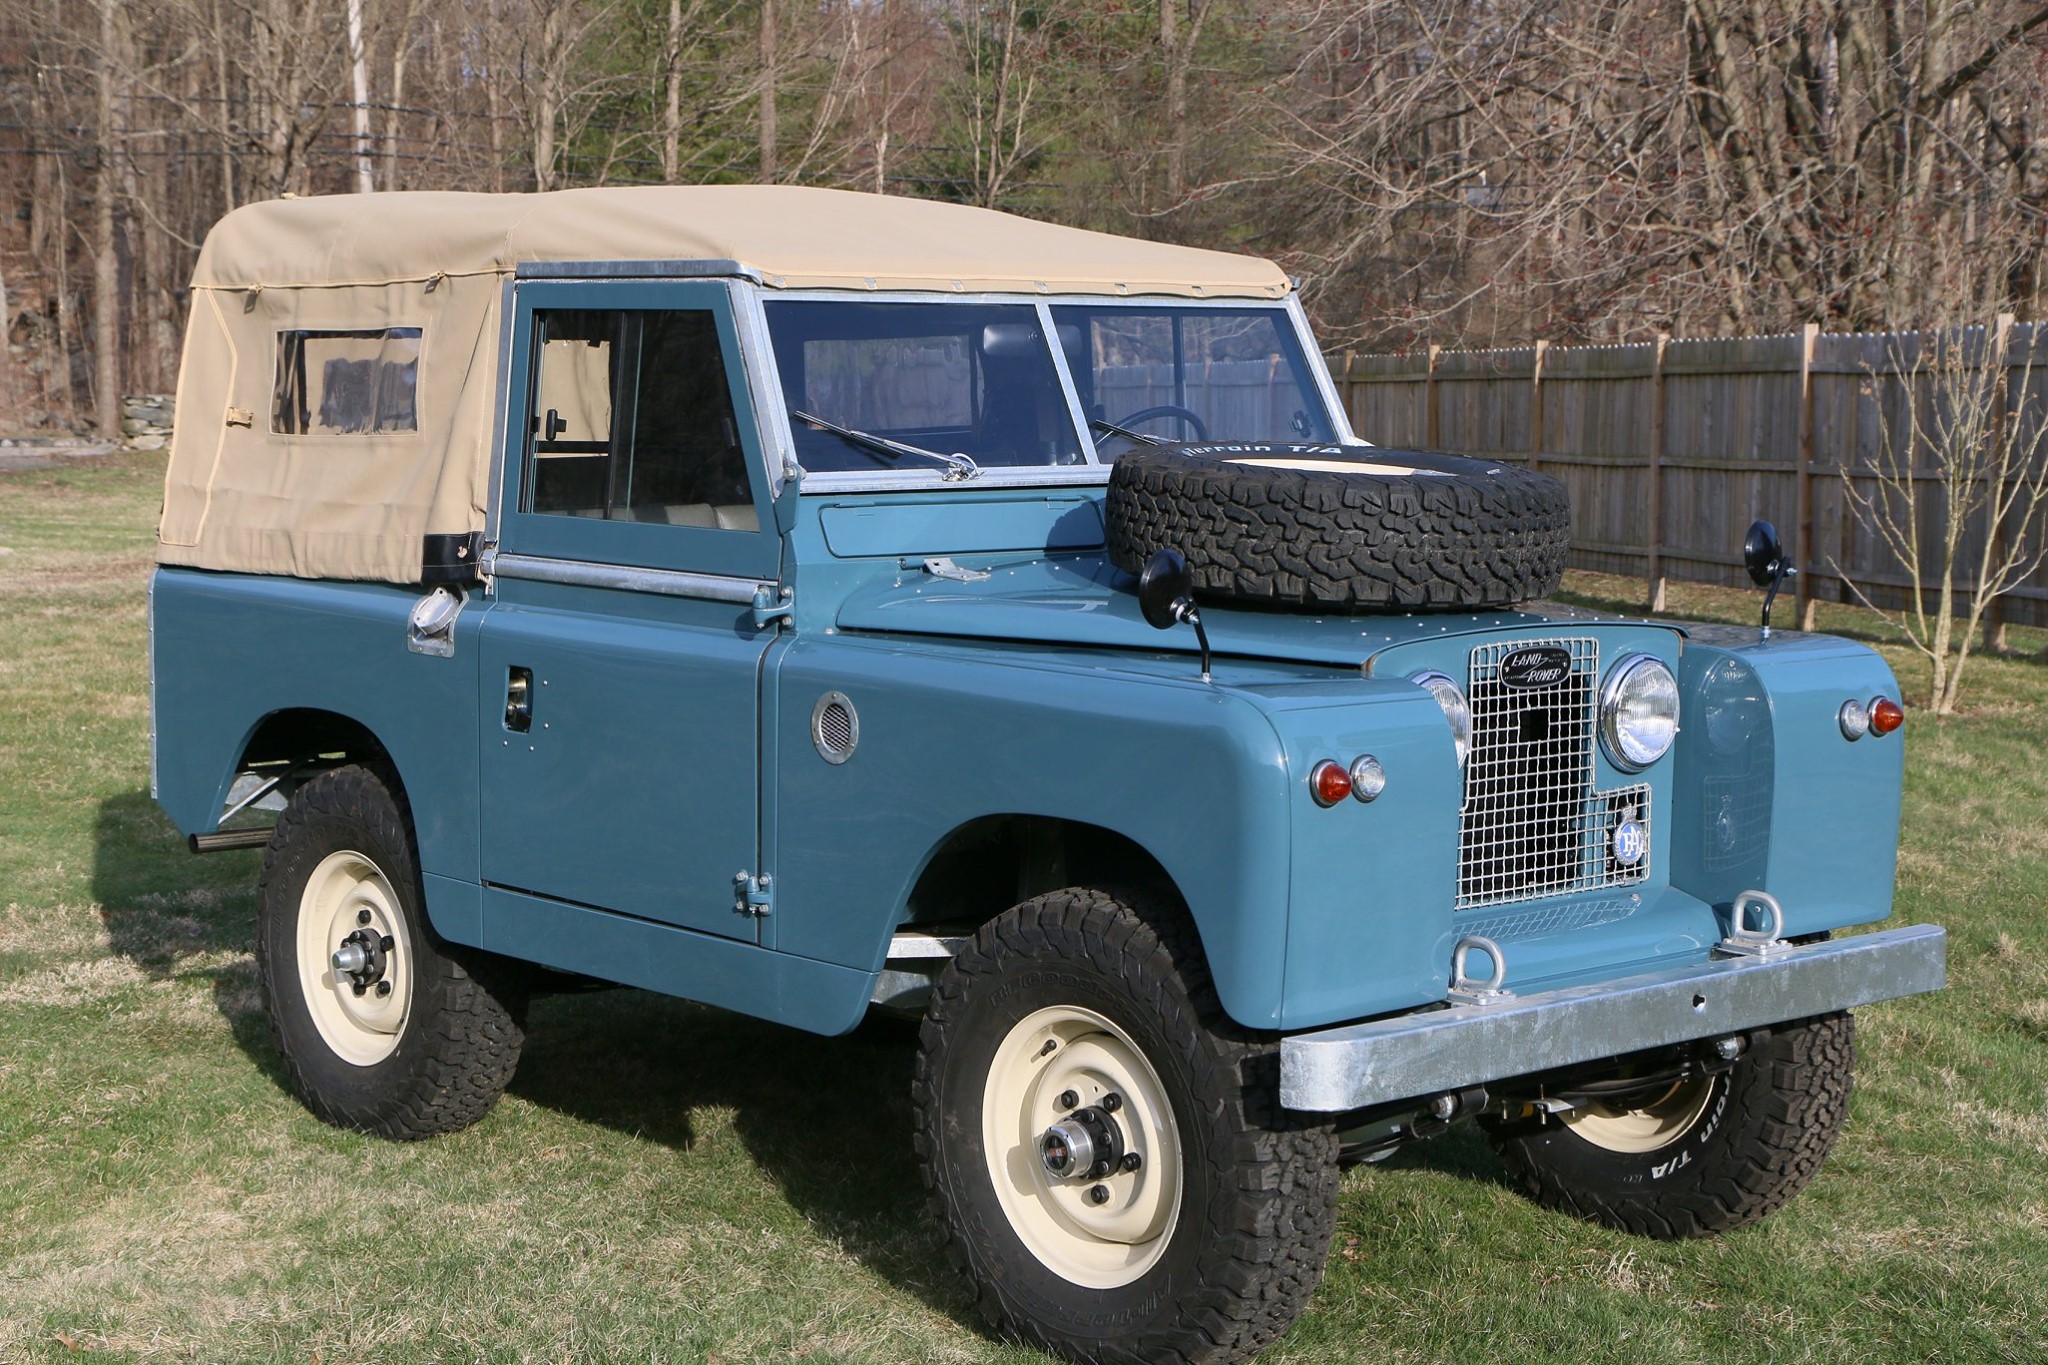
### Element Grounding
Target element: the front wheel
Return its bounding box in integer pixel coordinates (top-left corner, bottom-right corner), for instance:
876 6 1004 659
1489 1012 1856 1238
913 888 1337 1365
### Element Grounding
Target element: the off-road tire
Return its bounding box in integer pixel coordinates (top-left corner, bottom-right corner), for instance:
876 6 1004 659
257 764 524 1139
1106 443 1571 612
913 888 1339 1365
1489 1012 1855 1238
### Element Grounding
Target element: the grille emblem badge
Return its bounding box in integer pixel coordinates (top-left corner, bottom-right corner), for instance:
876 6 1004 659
1612 818 1648 866
1498 645 1573 689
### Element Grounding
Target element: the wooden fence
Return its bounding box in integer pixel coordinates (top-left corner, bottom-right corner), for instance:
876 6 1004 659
1326 320 2048 631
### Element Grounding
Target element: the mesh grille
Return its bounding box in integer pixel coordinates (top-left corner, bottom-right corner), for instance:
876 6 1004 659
1457 637 1651 908
812 693 859 764
818 702 855 754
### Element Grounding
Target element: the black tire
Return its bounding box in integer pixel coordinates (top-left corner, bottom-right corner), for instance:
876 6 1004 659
1489 1013 1855 1238
256 764 524 1139
913 888 1338 1365
1106 442 1571 612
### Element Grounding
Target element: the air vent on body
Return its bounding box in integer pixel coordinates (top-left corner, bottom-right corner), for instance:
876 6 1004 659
812 692 859 764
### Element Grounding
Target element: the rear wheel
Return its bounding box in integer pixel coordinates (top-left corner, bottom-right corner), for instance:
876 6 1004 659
257 764 524 1139
914 888 1337 1365
1490 1013 1855 1238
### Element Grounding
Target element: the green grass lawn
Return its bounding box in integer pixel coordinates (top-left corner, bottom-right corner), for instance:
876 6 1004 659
2 451 2044 1363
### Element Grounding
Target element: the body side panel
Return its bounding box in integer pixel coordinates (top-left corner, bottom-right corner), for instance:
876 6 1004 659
151 567 485 934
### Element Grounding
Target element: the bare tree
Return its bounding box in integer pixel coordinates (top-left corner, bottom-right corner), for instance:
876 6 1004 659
1838 318 2048 714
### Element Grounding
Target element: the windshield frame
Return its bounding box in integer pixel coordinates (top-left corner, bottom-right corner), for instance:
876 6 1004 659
743 288 1355 493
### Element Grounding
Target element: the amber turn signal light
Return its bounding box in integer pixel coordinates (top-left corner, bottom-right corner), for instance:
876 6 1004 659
1869 696 1904 736
1310 759 1352 806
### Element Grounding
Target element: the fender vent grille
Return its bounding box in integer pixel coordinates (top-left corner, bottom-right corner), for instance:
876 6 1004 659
812 692 859 764
1457 637 1650 908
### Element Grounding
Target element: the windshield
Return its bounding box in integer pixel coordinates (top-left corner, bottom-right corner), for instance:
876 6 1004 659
1051 305 1336 453
764 301 1087 472
761 298 1337 476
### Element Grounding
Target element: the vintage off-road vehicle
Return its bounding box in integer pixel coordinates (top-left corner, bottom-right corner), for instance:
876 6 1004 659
151 187 1945 1364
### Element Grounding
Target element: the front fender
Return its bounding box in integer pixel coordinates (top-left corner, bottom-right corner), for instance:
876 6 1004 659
769 634 1299 1027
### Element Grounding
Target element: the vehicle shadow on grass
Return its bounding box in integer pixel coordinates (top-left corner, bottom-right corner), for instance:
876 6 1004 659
509 987 981 1326
92 789 290 1087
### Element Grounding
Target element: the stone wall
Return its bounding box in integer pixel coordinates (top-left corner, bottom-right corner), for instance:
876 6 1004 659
121 394 174 451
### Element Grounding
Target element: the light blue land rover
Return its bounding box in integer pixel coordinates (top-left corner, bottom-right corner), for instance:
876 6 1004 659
150 186 1945 1365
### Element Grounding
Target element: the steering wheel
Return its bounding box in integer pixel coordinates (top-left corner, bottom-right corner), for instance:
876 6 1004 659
1110 404 1208 442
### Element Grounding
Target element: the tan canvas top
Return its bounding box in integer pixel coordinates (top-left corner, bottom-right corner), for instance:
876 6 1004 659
161 187 1292 586
190 185 1291 299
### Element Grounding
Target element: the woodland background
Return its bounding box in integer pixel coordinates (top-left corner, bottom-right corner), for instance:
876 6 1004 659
5 0 2048 435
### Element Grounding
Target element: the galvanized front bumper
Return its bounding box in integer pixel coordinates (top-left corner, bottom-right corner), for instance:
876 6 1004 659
1280 924 1946 1113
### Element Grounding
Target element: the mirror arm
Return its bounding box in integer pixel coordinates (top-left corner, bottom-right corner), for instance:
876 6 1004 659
1759 561 1796 639
1176 601 1214 683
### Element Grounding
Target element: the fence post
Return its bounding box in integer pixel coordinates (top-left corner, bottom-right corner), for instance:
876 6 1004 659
1425 343 1441 449
1795 322 1820 630
1646 332 1669 611
1529 339 1548 470
1984 312 2016 653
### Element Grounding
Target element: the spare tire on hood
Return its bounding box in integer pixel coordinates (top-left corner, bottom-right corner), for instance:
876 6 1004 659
1105 442 1571 613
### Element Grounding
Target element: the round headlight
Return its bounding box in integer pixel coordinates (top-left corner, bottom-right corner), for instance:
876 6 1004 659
1600 654 1679 771
1408 670 1472 767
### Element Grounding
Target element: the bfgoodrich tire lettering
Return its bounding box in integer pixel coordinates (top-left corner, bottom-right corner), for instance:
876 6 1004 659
913 888 1338 1365
256 764 524 1139
1105 442 1571 612
1490 1012 1855 1238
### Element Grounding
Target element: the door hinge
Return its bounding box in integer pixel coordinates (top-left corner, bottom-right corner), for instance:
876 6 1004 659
733 869 774 917
751 583 794 630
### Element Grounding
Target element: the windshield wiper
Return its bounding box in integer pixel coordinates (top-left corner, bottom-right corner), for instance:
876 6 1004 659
789 409 979 481
1090 418 1170 447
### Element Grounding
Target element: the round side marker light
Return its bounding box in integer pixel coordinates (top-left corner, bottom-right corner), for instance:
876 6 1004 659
1869 696 1904 736
1310 760 1352 807
1348 755 1387 802
1838 699 1870 741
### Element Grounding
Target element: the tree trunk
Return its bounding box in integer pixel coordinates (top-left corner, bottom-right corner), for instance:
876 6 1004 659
94 0 120 439
759 0 778 182
663 0 683 182
347 0 375 192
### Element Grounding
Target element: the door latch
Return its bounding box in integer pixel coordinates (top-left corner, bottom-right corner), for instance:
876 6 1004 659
734 870 773 917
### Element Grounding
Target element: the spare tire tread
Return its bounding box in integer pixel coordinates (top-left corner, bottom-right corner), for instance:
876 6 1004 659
1107 444 1570 613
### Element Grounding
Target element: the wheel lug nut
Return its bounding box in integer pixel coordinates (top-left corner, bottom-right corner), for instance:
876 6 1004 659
380 936 395 953
1121 1152 1143 1172
375 981 392 997
1100 1092 1122 1113
1087 1184 1110 1205
351 983 367 997
357 909 372 925
1056 1090 1079 1111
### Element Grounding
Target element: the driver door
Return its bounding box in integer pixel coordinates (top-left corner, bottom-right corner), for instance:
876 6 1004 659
477 280 781 942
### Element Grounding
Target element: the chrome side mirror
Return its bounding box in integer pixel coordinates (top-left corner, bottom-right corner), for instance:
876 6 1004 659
1137 548 1213 683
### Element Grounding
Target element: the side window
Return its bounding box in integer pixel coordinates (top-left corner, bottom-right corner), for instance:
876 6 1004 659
524 308 757 531
272 328 421 434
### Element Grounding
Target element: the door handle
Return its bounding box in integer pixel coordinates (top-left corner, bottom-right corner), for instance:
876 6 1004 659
505 666 534 732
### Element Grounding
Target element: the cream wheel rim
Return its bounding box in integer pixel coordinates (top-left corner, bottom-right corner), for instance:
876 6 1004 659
982 1005 1183 1289
1565 1076 1716 1154
295 849 412 1067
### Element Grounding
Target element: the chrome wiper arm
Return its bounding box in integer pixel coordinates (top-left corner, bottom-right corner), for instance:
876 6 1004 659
789 409 979 480
1090 418 1170 447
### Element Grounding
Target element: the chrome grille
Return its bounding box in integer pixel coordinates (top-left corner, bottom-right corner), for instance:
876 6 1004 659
1457 637 1651 908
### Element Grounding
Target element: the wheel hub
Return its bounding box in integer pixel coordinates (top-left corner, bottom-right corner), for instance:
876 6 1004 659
331 926 394 996
1039 1101 1126 1181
